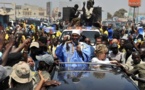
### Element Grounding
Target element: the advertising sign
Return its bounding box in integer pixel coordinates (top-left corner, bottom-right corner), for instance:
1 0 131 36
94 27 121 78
128 0 141 7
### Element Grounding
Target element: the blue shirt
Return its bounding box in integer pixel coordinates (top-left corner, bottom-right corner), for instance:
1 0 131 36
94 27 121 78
108 28 113 40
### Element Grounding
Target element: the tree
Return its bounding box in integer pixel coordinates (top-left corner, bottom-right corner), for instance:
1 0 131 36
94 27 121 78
113 8 127 18
107 12 112 19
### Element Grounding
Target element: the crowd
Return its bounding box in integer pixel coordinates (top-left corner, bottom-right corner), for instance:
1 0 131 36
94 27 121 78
0 20 62 90
0 1 145 89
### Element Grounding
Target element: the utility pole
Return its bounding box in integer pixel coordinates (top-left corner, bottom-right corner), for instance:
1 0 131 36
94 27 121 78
133 7 136 24
128 0 141 24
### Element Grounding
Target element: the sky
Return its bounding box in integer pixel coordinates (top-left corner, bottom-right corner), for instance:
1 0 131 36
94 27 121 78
0 0 145 15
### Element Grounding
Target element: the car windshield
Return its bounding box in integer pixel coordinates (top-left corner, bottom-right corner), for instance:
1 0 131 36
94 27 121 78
81 31 99 43
60 31 99 43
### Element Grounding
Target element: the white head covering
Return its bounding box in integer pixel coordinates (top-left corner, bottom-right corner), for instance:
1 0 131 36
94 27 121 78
72 30 81 35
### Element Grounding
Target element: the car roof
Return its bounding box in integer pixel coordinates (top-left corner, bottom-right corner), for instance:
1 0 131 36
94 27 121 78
48 66 139 90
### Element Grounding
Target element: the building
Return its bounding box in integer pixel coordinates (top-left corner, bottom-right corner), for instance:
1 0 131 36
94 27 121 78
0 9 9 27
0 3 47 20
15 4 47 19
46 0 82 18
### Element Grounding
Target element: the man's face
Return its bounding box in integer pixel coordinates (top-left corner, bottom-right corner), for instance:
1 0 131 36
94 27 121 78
108 24 111 29
120 40 125 47
30 47 40 55
63 36 68 41
132 53 141 65
85 38 91 45
112 47 118 55
27 57 35 67
140 48 145 61
71 33 80 43
96 38 102 45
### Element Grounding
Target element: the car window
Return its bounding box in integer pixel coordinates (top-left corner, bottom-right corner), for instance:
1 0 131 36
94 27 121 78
81 31 99 43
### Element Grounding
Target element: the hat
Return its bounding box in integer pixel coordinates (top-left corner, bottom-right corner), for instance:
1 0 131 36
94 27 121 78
36 54 54 65
30 42 39 48
9 61 33 84
72 30 81 35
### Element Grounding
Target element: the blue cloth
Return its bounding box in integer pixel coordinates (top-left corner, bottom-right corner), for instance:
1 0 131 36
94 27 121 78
65 51 88 68
90 45 95 60
55 42 92 67
108 28 113 40
57 65 89 81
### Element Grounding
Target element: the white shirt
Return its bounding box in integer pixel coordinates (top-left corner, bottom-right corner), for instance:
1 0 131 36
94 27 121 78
91 57 111 65
85 7 94 19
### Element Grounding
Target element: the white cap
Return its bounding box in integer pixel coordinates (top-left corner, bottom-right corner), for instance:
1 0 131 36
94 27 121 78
72 30 81 35
30 42 39 48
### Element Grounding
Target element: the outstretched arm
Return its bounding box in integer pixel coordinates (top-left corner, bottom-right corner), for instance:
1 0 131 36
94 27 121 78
1 35 15 66
132 75 145 83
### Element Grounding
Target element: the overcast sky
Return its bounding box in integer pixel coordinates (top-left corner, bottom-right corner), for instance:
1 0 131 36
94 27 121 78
1 0 145 14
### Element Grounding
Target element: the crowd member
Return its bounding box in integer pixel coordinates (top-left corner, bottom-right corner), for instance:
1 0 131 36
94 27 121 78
119 52 145 90
87 0 94 8
29 42 40 69
33 54 60 90
140 47 145 61
84 38 95 58
121 43 134 70
27 56 35 71
55 24 62 38
7 61 34 90
82 1 94 26
36 54 54 72
95 36 102 45
91 44 118 68
119 39 126 52
108 43 123 63
69 4 80 26
133 27 144 42
112 29 120 40
56 30 92 67
6 22 13 31
120 29 128 40
102 26 108 36
50 38 59 58
84 38 91 45
107 24 113 41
